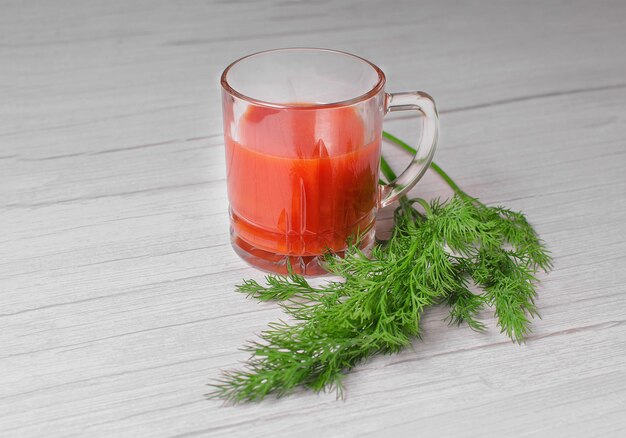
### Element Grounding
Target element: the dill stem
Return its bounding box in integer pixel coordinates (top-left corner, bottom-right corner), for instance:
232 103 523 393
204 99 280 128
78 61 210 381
379 154 397 183
413 198 431 215
429 162 468 199
382 131 469 199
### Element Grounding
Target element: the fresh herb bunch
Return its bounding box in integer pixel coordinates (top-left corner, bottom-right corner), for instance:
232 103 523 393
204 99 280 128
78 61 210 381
210 132 551 403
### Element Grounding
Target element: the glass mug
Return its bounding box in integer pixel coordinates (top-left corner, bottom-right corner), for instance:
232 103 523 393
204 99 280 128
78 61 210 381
221 48 438 274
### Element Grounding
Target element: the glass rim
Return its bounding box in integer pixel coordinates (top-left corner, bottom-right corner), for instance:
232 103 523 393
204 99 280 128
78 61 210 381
220 47 386 109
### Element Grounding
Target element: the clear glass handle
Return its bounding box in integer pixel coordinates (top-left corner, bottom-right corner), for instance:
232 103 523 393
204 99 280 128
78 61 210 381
379 91 439 208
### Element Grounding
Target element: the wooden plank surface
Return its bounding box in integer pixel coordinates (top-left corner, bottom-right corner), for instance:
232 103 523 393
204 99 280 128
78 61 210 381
1 0 626 436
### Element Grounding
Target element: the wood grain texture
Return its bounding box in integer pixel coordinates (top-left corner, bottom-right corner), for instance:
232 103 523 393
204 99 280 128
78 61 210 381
2 0 626 436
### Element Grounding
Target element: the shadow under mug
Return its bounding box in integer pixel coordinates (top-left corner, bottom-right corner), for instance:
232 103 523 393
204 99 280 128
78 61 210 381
221 48 439 275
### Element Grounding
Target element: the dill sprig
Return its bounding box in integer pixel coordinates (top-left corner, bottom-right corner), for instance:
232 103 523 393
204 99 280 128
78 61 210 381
210 132 552 404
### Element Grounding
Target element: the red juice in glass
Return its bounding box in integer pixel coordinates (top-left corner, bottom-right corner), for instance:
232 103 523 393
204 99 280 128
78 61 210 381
225 105 380 260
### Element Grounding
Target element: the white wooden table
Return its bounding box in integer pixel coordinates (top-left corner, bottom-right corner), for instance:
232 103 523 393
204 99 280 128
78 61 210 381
2 1 626 436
